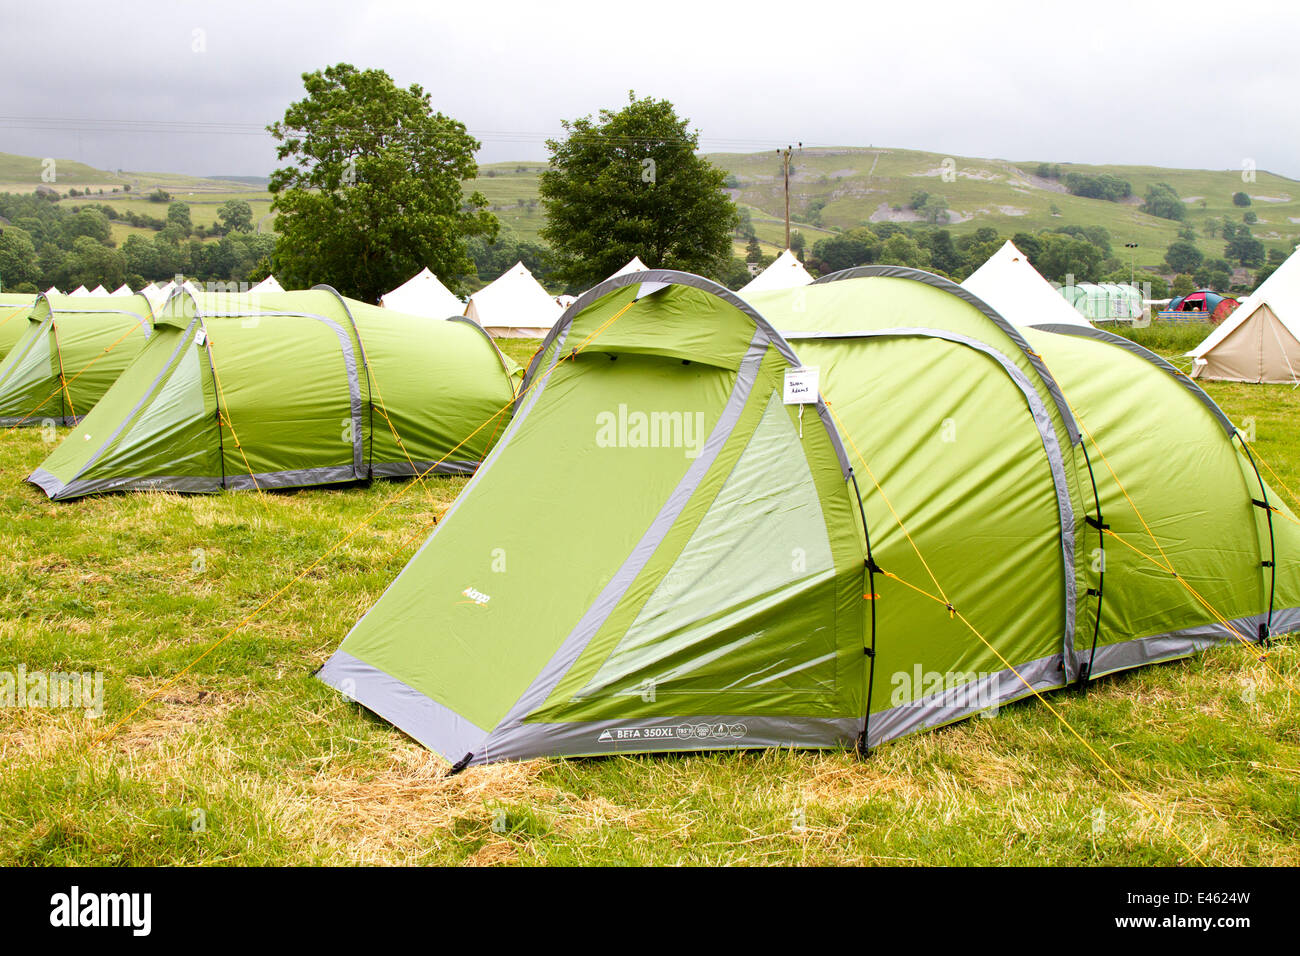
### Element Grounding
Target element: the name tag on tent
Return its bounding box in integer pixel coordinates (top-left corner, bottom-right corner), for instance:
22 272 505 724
783 366 819 404
195 330 207 347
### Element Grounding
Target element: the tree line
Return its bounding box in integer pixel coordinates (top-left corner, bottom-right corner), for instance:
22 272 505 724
0 190 271 293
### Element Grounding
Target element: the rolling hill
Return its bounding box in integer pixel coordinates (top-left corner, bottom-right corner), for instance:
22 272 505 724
3 146 1296 272
470 147 1300 270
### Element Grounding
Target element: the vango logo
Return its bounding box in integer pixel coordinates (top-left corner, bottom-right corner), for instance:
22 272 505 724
461 586 491 606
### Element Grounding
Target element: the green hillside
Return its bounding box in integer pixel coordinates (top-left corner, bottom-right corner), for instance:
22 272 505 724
470 147 1300 271
3 146 1295 274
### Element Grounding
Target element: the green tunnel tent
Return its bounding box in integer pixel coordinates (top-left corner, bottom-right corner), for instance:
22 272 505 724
0 292 154 426
29 287 520 500
317 267 1300 767
0 292 39 362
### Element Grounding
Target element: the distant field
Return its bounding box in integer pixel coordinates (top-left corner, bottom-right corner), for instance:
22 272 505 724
4 145 1297 269
0 151 277 246
469 148 1300 270
708 147 1300 269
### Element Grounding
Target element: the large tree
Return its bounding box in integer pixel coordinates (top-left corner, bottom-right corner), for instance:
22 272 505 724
539 93 738 288
268 63 496 302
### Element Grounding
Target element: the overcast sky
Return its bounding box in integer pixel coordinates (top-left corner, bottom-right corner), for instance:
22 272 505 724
3 0 1298 180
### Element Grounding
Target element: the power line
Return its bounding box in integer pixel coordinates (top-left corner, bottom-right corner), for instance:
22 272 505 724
0 115 813 151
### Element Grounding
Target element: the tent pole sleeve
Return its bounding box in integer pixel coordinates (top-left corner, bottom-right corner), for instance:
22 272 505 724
850 469 878 756
1077 440 1106 686
198 319 227 490
1237 436 1277 642
50 316 71 424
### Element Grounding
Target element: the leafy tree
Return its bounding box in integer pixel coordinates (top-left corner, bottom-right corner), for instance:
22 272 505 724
1036 234 1103 283
803 197 826 227
745 235 763 263
1243 210 1258 225
61 208 111 245
877 233 930 269
1141 182 1185 221
539 92 738 287
920 194 949 224
1063 172 1132 201
59 236 126 290
909 189 929 210
714 257 754 291
1232 191 1251 207
465 232 554 285
1164 239 1203 274
1195 257 1233 290
217 199 254 233
809 229 878 273
167 201 192 237
268 63 496 303
923 229 962 275
1171 273 1195 297
1225 230 1266 268
789 230 806 259
0 226 39 288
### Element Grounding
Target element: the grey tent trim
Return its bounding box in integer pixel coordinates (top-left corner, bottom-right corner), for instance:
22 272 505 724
31 468 221 498
477 714 865 765
370 459 479 479
482 332 772 759
783 325 1080 675
317 650 490 758
1086 606 1300 679
812 264 1081 446
522 269 852 479
446 316 524 386
312 285 378 476
314 288 520 474
33 463 369 499
467 606 1300 763
1034 323 1237 437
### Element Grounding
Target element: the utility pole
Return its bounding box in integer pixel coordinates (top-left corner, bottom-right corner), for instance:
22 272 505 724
777 143 801 249
1125 242 1139 287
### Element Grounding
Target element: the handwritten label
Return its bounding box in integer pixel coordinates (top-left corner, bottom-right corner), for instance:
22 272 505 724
783 366 819 405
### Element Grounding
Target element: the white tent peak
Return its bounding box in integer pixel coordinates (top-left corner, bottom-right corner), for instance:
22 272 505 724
44 286 62 296
962 240 1092 329
111 283 132 296
250 275 284 294
380 267 464 319
466 261 563 338
68 285 91 297
610 256 649 278
739 249 813 296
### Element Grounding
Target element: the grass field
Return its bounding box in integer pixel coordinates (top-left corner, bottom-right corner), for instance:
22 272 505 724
1 335 1297 866
0 325 1294 868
